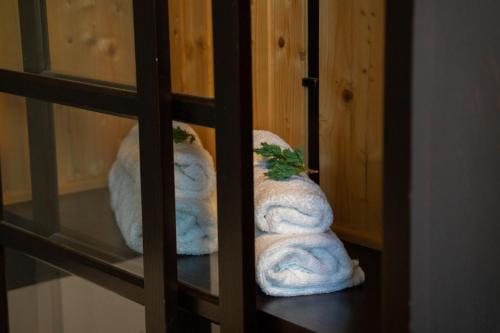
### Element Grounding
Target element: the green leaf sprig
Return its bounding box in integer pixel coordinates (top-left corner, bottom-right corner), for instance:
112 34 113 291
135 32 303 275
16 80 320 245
173 126 196 144
254 142 318 181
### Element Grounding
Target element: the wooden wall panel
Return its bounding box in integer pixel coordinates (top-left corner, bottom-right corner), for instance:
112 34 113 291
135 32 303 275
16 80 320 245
53 108 134 195
168 0 308 157
0 0 23 71
0 0 136 203
168 0 214 97
44 0 136 194
45 0 136 86
0 94 32 204
252 0 308 151
0 0 32 205
319 0 384 249
168 0 216 156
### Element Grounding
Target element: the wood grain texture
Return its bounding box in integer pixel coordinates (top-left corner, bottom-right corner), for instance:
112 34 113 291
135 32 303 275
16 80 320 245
0 0 23 71
168 0 216 156
45 0 136 86
45 0 136 194
53 107 134 195
252 0 308 151
0 94 32 205
0 0 136 203
168 0 308 158
168 0 214 97
0 0 32 205
319 0 385 249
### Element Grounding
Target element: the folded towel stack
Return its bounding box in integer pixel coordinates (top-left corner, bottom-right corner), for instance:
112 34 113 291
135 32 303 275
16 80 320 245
253 130 365 297
108 121 218 255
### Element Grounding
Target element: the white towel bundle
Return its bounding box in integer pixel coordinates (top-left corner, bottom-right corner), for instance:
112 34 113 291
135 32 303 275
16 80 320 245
255 231 364 297
253 130 364 296
109 122 218 255
117 122 216 199
253 130 333 234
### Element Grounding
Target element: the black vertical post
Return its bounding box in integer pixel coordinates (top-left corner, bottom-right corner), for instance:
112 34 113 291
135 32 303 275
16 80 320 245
303 0 320 184
0 248 8 333
133 0 178 331
26 101 60 236
0 165 9 333
18 0 60 236
213 0 255 332
383 0 413 332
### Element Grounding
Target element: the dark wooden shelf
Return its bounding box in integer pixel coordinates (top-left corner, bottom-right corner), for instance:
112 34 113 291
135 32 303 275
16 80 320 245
4 188 380 333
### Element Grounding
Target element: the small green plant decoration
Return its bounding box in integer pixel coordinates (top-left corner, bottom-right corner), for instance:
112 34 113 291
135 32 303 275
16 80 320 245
254 142 318 181
173 126 196 144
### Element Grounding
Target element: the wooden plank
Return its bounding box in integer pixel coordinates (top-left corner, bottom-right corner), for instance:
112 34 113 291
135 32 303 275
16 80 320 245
319 0 384 249
43 0 136 196
168 0 214 98
169 0 308 158
0 94 32 205
44 0 136 86
53 107 134 195
0 0 23 71
168 0 216 156
252 0 308 151
0 0 32 205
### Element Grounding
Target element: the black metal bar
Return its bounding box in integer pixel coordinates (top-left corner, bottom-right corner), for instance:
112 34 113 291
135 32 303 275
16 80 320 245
212 0 256 332
38 0 51 69
0 69 139 117
171 94 216 128
0 247 8 333
304 0 320 184
0 222 144 304
383 0 413 332
17 0 47 73
19 0 60 236
0 161 8 333
26 100 60 236
133 0 178 331
43 71 137 92
17 1 61 302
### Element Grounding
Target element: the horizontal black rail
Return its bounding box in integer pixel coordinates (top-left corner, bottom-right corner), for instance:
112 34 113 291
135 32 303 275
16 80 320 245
0 69 217 127
171 94 216 128
0 222 144 304
0 69 139 117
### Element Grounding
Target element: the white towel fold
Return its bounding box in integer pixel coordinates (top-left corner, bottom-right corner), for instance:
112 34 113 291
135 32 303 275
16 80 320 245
117 121 216 199
253 130 333 234
255 231 365 297
108 161 218 255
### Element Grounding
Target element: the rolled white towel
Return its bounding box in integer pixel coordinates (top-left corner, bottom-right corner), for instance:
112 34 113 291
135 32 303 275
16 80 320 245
117 121 216 199
175 196 218 255
108 161 218 255
255 231 364 297
253 130 333 234
109 160 142 252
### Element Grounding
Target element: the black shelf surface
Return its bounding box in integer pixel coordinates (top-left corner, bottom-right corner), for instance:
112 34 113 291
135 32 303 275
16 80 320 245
3 188 380 333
